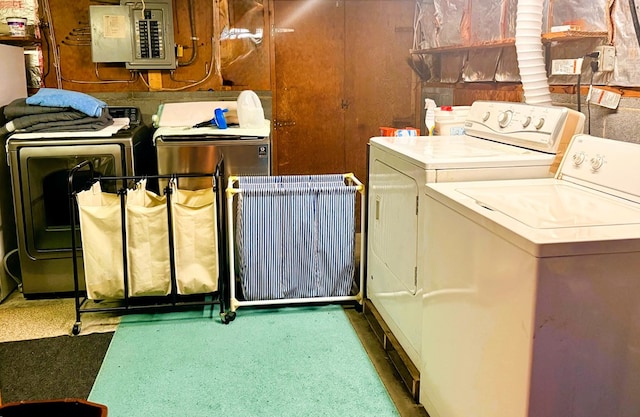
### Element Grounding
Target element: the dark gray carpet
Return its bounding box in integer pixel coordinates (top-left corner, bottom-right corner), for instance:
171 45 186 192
0 333 113 404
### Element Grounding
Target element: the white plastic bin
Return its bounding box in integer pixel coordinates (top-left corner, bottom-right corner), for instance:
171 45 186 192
434 106 470 136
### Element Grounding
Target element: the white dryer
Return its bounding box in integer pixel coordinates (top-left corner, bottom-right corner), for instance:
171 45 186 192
420 134 640 417
367 100 584 371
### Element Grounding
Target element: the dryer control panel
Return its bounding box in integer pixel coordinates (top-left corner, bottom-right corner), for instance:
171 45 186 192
464 101 585 154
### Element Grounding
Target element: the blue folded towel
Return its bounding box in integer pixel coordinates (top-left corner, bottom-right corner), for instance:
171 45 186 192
26 88 107 118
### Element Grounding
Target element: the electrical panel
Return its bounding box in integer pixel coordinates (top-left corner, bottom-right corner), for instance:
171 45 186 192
89 5 133 63
124 0 176 70
89 0 176 70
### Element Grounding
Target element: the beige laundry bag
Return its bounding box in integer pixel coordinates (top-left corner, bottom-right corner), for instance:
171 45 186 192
126 179 171 296
171 185 219 294
76 182 125 299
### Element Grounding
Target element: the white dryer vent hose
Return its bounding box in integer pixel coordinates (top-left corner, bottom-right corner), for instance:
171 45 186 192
515 0 553 106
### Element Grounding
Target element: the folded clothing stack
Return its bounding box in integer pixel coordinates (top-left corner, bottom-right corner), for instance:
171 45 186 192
0 88 113 135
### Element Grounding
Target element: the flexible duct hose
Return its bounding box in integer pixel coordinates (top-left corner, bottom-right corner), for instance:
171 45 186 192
515 0 553 105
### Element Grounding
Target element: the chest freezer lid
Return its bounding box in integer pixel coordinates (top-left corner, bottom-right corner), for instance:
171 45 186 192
369 135 554 170
154 101 239 127
153 121 271 143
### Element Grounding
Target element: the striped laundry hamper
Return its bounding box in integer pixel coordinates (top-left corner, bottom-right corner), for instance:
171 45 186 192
230 175 360 305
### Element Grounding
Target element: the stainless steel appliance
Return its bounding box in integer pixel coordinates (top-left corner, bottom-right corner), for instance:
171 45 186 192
7 111 154 296
152 101 271 190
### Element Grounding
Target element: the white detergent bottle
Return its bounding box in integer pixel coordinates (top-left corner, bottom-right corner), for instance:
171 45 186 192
237 90 265 129
424 98 436 136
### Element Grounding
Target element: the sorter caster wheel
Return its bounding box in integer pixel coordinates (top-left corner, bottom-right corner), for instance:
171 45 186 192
355 303 363 313
226 311 236 322
72 322 82 335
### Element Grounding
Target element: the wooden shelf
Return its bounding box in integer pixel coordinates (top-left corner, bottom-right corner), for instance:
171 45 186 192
411 39 514 55
0 35 40 46
411 31 608 55
543 31 608 42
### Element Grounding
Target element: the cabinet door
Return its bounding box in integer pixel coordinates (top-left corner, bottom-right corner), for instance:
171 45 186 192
272 0 415 179
344 0 415 184
272 0 346 175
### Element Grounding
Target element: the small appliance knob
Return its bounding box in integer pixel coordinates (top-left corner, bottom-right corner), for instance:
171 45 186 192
534 118 545 130
482 111 490 122
522 116 532 128
590 155 604 171
572 152 586 166
498 110 513 128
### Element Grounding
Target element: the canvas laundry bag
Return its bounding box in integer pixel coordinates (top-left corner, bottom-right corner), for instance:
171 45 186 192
76 182 125 299
171 184 219 294
126 179 171 296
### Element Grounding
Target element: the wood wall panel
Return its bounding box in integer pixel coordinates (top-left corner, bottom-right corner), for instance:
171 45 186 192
344 0 415 185
272 0 346 175
453 84 523 105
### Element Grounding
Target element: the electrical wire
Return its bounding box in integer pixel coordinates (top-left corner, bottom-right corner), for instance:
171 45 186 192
41 21 51 79
629 0 640 48
3 249 22 291
177 0 198 67
139 37 215 91
585 52 600 135
587 61 598 135
576 73 581 113
41 0 62 87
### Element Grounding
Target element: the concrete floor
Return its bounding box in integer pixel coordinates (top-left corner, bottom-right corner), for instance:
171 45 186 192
343 305 429 417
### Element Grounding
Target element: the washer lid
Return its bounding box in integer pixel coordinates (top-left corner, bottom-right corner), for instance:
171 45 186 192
425 178 640 257
459 183 640 229
369 135 554 170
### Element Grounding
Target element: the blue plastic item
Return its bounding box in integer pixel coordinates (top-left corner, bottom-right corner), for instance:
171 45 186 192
192 108 229 129
213 108 228 129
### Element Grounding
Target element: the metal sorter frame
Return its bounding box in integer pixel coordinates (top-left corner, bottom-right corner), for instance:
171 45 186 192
225 173 365 319
68 160 228 334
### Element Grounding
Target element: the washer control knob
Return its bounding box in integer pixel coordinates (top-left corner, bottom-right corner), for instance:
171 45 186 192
572 152 586 166
522 116 532 128
498 110 513 128
482 111 490 122
590 155 604 171
534 117 545 130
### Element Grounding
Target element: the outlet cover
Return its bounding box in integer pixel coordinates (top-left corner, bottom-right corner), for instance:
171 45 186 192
595 45 615 72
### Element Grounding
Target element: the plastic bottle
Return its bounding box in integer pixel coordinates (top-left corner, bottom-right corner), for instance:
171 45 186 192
237 90 265 129
424 98 436 136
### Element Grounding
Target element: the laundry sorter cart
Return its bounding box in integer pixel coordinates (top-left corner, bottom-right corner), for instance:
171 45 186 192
68 159 229 335
225 173 365 319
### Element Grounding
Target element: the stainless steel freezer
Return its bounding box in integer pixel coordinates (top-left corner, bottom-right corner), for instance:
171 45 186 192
152 101 271 191
153 127 271 190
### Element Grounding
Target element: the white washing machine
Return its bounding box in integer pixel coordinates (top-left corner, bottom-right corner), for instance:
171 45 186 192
367 100 584 371
420 134 640 417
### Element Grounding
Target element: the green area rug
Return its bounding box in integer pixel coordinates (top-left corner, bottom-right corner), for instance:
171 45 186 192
89 305 399 417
